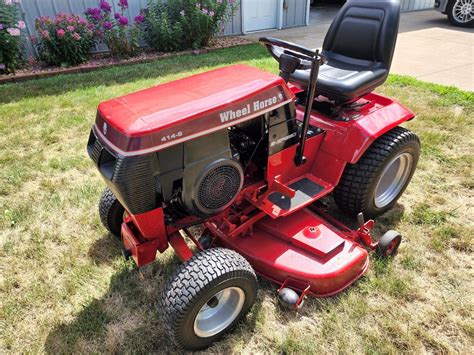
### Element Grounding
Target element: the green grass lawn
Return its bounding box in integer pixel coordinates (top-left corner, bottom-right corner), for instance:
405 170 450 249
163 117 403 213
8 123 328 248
1 44 473 354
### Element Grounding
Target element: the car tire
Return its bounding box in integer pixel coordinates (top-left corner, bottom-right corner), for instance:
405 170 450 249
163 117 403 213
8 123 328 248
447 0 474 28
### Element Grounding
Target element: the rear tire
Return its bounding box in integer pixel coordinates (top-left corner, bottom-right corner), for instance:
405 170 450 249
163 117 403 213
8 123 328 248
333 127 420 218
447 0 474 28
160 248 257 351
99 187 125 238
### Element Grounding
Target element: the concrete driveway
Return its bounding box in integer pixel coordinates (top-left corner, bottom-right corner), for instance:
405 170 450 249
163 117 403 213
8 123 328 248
246 5 474 91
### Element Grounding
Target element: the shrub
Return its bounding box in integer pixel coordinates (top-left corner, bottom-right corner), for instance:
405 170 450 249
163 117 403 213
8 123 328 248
140 3 183 52
0 0 24 73
85 0 141 58
141 0 237 52
34 13 96 67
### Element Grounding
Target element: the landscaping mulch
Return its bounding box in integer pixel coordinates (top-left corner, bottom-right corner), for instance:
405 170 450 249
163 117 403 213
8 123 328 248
0 36 255 85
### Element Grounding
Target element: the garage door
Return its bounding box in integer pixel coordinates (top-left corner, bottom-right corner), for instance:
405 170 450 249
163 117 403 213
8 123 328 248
243 0 279 32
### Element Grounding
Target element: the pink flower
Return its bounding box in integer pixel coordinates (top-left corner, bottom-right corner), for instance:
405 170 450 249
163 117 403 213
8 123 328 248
4 0 13 5
118 16 128 26
56 28 65 37
30 34 37 44
0 24 3 30
209 11 215 16
17 20 26 29
134 15 144 24
118 0 128 9
66 25 75 32
103 21 113 30
7 27 20 36
114 12 121 20
99 0 112 12
86 8 101 16
39 29 49 38
72 32 81 41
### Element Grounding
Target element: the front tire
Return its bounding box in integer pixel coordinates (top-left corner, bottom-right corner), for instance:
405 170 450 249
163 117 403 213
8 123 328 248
98 187 125 238
160 248 258 351
333 127 420 218
447 0 474 28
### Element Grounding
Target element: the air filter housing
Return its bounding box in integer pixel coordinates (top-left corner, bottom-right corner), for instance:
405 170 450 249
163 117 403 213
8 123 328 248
191 159 244 216
181 131 243 217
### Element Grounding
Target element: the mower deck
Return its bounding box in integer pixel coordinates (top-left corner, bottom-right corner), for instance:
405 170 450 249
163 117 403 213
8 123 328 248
216 207 369 297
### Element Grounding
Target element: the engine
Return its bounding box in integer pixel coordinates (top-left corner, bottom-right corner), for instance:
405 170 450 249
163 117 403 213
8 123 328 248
87 102 298 222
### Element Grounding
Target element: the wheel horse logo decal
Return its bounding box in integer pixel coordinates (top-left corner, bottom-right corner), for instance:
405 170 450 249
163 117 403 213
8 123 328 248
103 122 108 135
219 94 284 123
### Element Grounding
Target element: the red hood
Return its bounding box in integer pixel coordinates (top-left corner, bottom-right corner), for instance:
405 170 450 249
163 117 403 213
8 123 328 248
94 64 294 155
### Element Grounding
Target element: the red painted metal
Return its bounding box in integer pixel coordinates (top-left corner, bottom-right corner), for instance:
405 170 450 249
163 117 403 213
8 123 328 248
300 93 415 166
121 218 161 267
94 64 294 155
169 232 194 262
214 208 369 297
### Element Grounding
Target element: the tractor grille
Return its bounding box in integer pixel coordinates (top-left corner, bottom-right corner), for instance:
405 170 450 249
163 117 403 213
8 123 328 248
197 165 242 211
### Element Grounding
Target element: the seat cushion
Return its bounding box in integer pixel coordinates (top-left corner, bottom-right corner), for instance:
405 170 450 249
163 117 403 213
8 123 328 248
290 55 388 103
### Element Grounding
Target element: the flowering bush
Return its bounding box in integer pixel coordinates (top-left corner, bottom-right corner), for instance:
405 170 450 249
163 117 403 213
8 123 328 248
141 0 237 52
85 0 140 58
34 13 96 67
0 0 24 73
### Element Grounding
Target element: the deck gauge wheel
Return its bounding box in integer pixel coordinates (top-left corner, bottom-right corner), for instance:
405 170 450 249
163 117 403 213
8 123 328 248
376 230 402 258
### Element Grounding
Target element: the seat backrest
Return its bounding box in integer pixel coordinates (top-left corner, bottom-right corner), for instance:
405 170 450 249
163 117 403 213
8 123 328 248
322 0 401 68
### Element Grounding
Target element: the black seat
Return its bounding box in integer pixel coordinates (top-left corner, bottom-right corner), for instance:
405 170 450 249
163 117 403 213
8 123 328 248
290 0 401 104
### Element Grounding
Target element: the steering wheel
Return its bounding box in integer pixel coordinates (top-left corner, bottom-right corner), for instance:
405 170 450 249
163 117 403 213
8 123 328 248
259 37 318 71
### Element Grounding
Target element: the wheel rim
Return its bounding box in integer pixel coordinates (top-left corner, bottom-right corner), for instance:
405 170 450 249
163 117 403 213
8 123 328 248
385 238 400 256
193 287 245 338
453 0 473 23
374 153 414 208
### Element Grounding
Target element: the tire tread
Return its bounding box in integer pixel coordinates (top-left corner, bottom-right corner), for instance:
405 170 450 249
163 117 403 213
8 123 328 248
159 248 257 350
333 127 420 217
98 187 124 237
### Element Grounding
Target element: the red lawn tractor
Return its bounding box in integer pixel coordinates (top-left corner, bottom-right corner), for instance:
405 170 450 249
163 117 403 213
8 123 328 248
88 0 420 350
